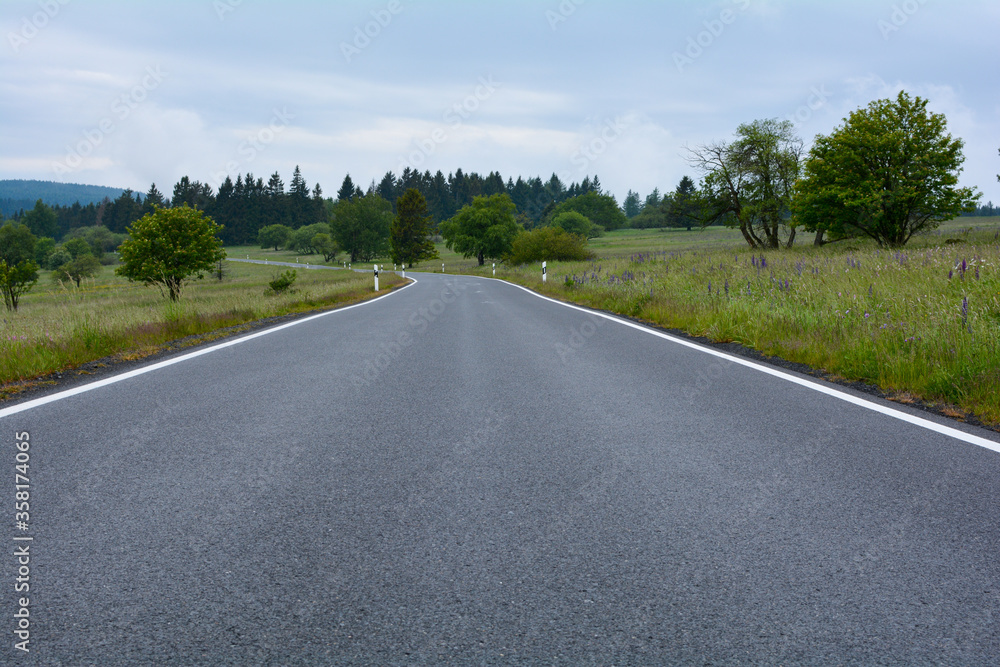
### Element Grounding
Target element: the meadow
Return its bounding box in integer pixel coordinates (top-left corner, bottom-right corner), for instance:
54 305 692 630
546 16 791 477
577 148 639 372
478 218 1000 425
0 258 403 395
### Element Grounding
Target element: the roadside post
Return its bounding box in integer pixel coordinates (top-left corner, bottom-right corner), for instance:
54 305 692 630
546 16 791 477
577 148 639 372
374 264 379 291
542 261 547 283
493 262 496 277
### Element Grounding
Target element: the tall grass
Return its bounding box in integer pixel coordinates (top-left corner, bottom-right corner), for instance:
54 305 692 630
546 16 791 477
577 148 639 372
0 261 403 389
486 225 1000 424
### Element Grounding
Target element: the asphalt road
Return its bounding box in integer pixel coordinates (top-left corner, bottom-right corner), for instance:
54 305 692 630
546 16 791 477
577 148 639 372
3 272 999 665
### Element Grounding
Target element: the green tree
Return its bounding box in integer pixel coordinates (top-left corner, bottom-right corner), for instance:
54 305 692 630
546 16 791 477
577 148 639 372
507 227 592 265
390 188 439 267
258 224 292 251
116 206 226 301
21 200 58 239
311 233 339 262
667 176 700 231
331 193 393 262
690 118 803 248
623 190 642 219
793 92 980 247
34 237 56 266
287 223 330 254
551 211 602 238
62 237 93 260
53 254 101 287
440 193 521 266
547 191 627 231
0 223 39 311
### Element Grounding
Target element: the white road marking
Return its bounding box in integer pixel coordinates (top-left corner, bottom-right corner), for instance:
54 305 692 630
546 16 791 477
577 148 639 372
495 278 1000 455
0 280 417 419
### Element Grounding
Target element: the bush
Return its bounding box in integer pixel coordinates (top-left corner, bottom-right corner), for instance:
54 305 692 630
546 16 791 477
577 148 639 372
267 270 297 294
46 247 72 270
507 227 593 266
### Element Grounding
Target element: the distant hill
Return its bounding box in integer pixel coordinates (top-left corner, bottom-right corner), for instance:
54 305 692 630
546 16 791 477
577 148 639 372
0 180 126 217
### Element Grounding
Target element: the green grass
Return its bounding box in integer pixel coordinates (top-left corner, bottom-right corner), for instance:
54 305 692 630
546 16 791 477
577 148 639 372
0 256 404 393
464 218 1000 425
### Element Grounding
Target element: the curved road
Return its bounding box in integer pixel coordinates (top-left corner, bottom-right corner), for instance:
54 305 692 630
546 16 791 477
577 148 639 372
3 272 999 665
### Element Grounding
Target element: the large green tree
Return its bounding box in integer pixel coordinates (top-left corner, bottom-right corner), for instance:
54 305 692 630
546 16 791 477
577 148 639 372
794 92 980 247
21 199 58 239
547 191 627 231
258 224 292 251
0 223 39 311
116 206 226 301
441 193 520 266
690 118 803 249
390 188 439 267
331 193 393 262
666 176 700 231
551 211 601 238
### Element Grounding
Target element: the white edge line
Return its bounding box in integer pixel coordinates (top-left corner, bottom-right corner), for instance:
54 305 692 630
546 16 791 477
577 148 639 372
0 278 418 420
490 276 1000 455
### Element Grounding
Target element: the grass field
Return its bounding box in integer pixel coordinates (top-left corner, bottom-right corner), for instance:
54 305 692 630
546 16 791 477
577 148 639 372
467 218 1000 425
0 258 403 394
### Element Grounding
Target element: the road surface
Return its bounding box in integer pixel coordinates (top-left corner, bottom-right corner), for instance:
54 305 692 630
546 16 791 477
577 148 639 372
3 272 999 665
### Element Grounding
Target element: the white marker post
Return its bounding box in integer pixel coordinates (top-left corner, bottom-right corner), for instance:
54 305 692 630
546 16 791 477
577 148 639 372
542 261 547 283
401 264 406 279
442 263 445 274
374 264 379 291
493 263 496 277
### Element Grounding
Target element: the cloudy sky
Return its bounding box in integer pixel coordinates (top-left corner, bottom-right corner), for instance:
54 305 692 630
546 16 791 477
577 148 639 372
2 0 998 205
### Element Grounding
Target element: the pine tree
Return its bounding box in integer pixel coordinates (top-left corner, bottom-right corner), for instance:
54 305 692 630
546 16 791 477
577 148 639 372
337 174 356 202
390 188 439 267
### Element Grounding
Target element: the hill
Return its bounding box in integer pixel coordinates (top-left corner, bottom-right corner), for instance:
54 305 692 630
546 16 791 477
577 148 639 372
0 179 125 216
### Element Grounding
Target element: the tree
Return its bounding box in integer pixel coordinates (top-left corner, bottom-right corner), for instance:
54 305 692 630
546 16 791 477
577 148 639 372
390 188 439 267
143 183 166 214
623 190 642 219
690 118 803 248
331 193 393 262
116 206 226 301
337 174 357 202
311 233 339 262
287 223 330 254
793 91 980 247
667 176 700 231
21 200 58 239
551 211 602 238
0 223 39 311
258 224 291 251
546 192 627 231
440 193 521 265
53 254 101 287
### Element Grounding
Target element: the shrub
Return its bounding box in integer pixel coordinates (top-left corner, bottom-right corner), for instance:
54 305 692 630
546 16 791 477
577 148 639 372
507 227 593 266
268 270 297 294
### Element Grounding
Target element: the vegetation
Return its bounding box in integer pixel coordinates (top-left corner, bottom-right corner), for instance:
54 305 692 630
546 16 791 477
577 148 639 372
0 223 39 311
551 211 601 239
0 261 405 390
690 118 803 249
331 193 394 262
508 227 592 265
116 206 226 301
390 188 439 267
794 91 980 247
268 270 297 295
441 193 520 266
258 224 291 251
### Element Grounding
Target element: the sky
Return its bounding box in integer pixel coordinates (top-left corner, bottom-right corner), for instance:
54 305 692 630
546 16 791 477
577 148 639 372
2 0 998 206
